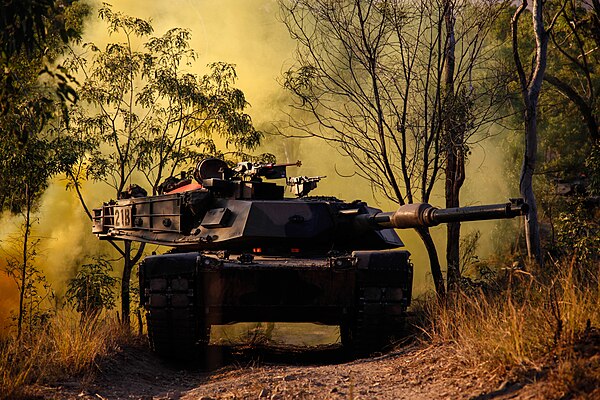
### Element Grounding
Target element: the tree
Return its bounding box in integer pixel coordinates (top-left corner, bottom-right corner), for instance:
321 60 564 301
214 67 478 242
3 233 54 337
442 0 470 294
0 127 82 338
0 0 79 57
0 1 89 338
64 4 267 326
280 0 506 296
511 0 564 265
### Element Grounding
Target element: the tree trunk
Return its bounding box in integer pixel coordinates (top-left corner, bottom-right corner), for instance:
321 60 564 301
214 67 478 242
512 0 547 266
17 184 31 339
443 0 464 294
120 240 146 329
523 0 546 266
416 226 446 298
520 108 542 265
121 240 132 328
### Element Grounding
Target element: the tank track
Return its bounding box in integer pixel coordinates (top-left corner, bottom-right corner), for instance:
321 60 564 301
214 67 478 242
341 285 407 356
140 251 411 361
144 272 207 361
340 250 411 356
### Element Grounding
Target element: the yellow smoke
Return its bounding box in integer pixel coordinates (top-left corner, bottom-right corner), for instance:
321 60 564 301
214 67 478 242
0 270 18 333
0 1 520 330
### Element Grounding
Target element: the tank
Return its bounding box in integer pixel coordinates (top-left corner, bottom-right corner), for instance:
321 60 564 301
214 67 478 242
92 158 527 359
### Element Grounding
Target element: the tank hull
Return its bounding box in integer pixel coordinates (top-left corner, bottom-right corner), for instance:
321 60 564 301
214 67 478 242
139 250 413 358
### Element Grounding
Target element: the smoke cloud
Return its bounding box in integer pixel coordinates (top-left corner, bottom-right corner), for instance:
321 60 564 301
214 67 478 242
0 1 519 330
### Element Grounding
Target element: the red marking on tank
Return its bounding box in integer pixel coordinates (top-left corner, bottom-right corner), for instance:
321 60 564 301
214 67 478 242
166 182 203 194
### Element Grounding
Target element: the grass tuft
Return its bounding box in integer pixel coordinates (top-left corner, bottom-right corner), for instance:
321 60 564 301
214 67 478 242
0 311 131 399
419 260 600 396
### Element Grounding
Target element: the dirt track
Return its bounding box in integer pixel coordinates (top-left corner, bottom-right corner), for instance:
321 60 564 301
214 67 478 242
33 339 562 400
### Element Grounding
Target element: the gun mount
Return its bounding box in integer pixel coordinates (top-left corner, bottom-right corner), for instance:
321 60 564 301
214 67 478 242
92 158 527 361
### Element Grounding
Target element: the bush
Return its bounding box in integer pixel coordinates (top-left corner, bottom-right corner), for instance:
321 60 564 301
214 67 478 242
65 258 117 319
554 204 600 268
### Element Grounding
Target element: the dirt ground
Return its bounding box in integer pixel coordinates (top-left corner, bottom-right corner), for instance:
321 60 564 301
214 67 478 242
31 338 575 400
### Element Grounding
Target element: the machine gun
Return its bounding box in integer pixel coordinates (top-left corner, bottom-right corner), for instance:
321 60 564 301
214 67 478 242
286 175 326 197
232 160 302 180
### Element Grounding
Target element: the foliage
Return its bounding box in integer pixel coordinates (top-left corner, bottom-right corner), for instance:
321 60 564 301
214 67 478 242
554 203 600 267
0 0 89 209
280 0 507 295
0 0 79 58
0 129 85 214
542 0 600 266
0 3 90 339
493 2 599 221
489 1 600 264
3 258 54 334
459 230 481 275
66 4 267 197
0 130 83 337
544 0 600 141
518 0 600 190
0 94 88 336
281 0 505 204
457 230 525 295
66 258 118 318
0 0 90 142
587 142 600 196
62 4 269 327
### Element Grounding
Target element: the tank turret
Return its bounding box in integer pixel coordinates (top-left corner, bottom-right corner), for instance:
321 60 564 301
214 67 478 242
92 158 527 360
92 159 526 253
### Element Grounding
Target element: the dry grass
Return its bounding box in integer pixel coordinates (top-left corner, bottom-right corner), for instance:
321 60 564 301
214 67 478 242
3 261 598 399
0 311 131 399
420 260 600 397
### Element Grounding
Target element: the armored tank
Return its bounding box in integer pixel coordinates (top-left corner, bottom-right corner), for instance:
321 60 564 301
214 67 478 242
92 158 527 359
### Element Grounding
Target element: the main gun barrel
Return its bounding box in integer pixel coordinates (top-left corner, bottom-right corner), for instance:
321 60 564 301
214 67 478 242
367 198 528 229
